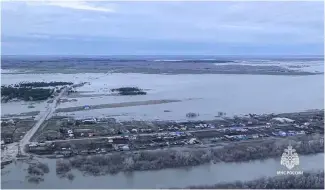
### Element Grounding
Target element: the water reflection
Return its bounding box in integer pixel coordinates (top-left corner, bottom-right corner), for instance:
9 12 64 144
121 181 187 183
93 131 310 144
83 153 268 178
1 153 323 189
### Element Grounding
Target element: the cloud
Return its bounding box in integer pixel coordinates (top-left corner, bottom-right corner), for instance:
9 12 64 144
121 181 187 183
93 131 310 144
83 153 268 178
43 1 115 12
1 1 323 55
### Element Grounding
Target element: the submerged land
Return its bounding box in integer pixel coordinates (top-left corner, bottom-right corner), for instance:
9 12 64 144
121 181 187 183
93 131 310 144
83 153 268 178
1 56 324 189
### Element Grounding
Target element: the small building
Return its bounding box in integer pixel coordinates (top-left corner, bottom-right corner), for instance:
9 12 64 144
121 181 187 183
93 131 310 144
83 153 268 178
180 126 187 131
279 131 287 137
121 145 130 151
82 118 97 124
188 138 199 144
252 134 259 139
271 117 295 123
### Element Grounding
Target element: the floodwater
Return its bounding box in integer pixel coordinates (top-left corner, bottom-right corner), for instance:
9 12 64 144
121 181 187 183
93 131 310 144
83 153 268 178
1 101 47 116
57 74 324 121
1 73 323 120
1 153 323 189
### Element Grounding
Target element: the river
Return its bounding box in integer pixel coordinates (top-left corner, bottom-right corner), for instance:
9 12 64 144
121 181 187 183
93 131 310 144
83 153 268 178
1 153 324 189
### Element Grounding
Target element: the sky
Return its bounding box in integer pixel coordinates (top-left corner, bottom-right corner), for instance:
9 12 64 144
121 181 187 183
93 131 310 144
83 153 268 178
1 1 324 56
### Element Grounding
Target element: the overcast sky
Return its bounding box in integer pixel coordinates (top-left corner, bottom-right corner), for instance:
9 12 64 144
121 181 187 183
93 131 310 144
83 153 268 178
1 1 324 55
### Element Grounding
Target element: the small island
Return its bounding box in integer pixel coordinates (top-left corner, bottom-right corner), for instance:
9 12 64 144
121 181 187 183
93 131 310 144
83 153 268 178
111 87 147 96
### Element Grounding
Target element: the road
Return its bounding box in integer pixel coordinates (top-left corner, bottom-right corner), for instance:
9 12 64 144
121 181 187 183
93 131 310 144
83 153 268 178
43 128 242 143
20 87 68 154
1 87 69 161
44 125 273 144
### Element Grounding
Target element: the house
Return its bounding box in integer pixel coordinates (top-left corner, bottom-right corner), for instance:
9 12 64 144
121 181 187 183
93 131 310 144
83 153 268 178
252 134 259 139
271 117 295 123
82 118 97 124
180 126 187 131
129 135 137 140
116 144 129 151
279 131 287 137
8 119 15 125
188 138 199 144
208 124 216 129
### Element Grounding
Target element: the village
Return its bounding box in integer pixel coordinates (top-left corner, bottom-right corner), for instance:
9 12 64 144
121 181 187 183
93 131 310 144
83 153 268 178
11 109 323 158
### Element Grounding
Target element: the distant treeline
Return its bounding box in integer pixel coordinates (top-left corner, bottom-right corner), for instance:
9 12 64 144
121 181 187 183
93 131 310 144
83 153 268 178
14 81 73 88
111 87 147 95
186 171 324 189
1 81 73 102
1 85 53 101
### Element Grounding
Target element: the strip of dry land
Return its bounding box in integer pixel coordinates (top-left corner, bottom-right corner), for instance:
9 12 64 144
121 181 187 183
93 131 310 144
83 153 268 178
55 99 182 113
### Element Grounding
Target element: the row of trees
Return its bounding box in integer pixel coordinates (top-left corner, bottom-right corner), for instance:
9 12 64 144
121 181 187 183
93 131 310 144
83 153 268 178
16 81 73 88
187 171 324 189
111 87 147 95
56 134 324 176
26 162 50 184
1 86 53 101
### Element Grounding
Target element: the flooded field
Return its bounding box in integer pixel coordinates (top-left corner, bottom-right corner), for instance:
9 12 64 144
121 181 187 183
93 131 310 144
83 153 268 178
2 73 323 121
1 101 47 116
1 153 323 189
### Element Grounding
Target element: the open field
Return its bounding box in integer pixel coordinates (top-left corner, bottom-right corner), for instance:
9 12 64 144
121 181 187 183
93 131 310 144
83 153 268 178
2 57 324 75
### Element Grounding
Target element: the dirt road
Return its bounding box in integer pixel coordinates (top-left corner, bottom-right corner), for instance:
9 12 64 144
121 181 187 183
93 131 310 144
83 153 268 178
1 87 69 161
19 87 68 154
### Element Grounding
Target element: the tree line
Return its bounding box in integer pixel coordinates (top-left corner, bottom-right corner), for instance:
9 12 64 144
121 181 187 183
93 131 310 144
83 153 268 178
56 134 323 176
1 85 53 101
15 81 73 88
111 87 147 95
186 171 324 189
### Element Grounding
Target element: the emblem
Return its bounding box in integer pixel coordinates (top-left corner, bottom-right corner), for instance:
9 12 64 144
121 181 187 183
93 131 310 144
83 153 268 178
280 145 299 170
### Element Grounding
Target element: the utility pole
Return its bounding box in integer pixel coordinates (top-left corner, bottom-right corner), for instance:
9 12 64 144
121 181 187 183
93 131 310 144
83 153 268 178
17 144 22 157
